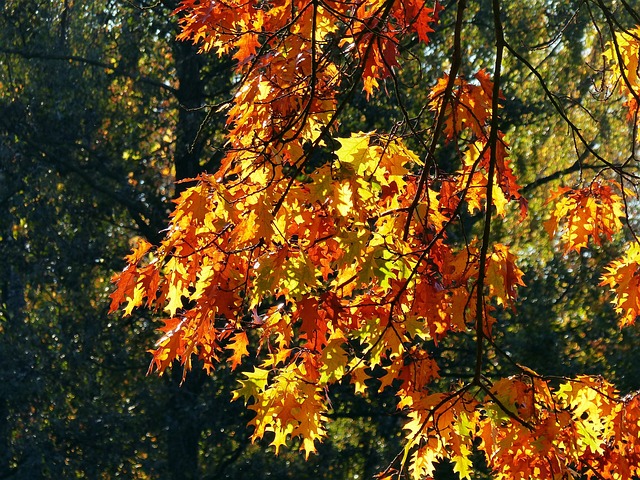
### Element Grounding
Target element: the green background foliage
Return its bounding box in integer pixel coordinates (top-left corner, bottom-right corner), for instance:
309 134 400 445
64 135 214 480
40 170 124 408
1 0 638 478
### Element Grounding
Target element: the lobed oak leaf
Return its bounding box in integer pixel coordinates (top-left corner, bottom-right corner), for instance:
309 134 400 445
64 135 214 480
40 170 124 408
269 421 294 456
377 357 404 393
290 388 329 459
297 297 329 352
451 444 473 480
409 445 439 480
226 331 250 371
387 348 439 397
109 266 137 314
252 246 290 300
487 244 525 307
172 182 210 227
109 239 155 314
232 367 270 404
318 334 348 384
487 377 535 421
233 32 261 63
280 251 320 300
430 72 493 140
349 362 371 395
458 138 525 218
123 283 145 316
125 237 153 264
164 277 186 317
334 133 374 174
148 316 185 375
400 0 440 44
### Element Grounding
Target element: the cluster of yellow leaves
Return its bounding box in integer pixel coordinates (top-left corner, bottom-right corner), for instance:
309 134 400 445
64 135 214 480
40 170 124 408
604 26 640 120
233 362 329 457
486 376 640 480
402 390 479 480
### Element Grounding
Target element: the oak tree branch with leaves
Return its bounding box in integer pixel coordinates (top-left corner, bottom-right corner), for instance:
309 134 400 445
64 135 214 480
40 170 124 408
111 0 640 478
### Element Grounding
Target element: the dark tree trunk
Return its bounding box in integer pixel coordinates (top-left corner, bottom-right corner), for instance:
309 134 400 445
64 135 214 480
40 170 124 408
173 39 206 196
165 368 206 480
162 34 208 480
0 254 26 477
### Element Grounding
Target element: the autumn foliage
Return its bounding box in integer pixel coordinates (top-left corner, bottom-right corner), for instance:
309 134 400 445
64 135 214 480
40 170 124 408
110 0 640 478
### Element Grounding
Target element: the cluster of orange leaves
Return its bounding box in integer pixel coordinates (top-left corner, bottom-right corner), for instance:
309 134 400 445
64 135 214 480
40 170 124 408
544 182 625 253
544 182 640 329
110 1 640 478
402 376 640 480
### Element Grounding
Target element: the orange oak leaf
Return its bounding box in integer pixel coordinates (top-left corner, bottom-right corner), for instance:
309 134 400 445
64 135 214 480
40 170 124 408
226 331 250 371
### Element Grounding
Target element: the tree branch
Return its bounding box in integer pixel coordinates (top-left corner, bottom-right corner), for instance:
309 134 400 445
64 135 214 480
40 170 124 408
473 0 505 385
402 0 467 241
0 47 178 95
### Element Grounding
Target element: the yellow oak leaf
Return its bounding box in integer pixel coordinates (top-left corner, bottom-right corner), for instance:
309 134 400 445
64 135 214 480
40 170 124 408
452 444 473 480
